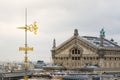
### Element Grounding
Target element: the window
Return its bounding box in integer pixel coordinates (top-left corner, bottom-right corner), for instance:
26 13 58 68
75 57 77 60
75 49 77 54
78 57 80 60
109 57 111 60
90 57 92 60
78 50 80 54
72 48 81 54
84 57 86 60
67 57 68 60
96 57 98 60
104 57 106 60
72 57 80 60
72 50 74 54
72 57 74 60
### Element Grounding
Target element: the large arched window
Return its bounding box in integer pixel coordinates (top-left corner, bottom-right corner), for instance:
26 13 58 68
72 48 81 54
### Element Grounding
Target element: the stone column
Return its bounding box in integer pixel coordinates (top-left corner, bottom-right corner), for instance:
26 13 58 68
98 50 105 67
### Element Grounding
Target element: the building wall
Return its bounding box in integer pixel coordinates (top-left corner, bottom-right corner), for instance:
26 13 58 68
51 36 120 69
51 29 120 73
52 43 120 69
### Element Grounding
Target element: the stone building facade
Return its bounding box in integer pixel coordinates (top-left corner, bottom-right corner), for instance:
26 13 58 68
51 29 120 69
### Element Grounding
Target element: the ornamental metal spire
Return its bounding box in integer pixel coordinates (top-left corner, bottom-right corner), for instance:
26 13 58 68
52 38 56 49
18 9 38 80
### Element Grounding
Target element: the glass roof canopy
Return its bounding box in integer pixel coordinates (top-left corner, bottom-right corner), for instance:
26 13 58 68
82 36 119 47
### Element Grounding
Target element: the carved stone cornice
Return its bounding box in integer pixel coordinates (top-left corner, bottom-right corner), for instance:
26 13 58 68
56 38 75 54
77 37 98 53
55 36 75 50
98 47 120 51
78 37 98 49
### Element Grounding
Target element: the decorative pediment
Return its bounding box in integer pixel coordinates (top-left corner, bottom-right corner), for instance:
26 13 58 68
53 29 120 55
55 36 98 54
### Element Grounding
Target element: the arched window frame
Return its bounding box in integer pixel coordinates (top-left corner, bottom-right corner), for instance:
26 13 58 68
71 48 82 55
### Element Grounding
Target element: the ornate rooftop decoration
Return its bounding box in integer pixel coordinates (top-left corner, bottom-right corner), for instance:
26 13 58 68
100 28 105 37
74 29 79 36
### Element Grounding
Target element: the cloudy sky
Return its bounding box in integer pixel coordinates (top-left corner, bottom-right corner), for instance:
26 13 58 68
0 0 120 62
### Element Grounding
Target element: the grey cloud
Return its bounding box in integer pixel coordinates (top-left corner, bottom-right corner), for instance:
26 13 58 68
0 0 120 62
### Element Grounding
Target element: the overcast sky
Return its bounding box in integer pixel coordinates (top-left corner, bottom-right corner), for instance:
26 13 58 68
0 0 120 62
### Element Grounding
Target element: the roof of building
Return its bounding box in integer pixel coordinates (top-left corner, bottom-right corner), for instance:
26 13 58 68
53 29 120 51
82 36 119 47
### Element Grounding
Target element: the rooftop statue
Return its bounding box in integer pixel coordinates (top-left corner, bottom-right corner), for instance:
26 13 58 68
100 28 105 37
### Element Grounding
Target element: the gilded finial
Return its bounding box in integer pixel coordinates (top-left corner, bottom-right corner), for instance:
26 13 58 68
18 21 38 35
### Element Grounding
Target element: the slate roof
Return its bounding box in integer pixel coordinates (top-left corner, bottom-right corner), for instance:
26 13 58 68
53 29 120 51
82 36 119 47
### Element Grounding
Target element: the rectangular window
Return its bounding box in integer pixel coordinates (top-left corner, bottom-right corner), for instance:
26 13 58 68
75 49 77 54
84 57 86 60
78 57 80 60
72 50 74 54
75 57 77 60
78 50 80 54
72 57 74 60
